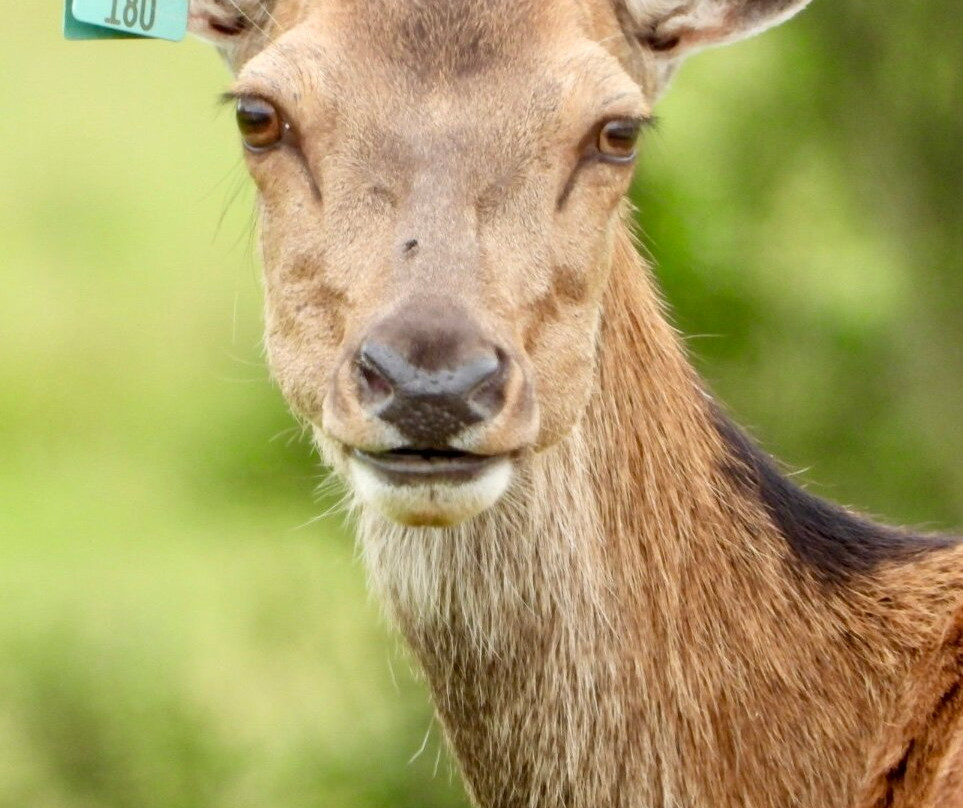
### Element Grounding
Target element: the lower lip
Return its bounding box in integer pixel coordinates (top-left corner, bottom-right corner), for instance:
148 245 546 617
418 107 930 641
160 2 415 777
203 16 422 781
351 449 502 486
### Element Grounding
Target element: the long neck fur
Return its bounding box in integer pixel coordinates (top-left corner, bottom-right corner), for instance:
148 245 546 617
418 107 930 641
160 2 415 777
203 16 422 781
356 222 962 808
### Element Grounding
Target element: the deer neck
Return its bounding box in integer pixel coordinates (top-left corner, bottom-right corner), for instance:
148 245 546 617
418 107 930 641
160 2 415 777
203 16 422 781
355 223 934 807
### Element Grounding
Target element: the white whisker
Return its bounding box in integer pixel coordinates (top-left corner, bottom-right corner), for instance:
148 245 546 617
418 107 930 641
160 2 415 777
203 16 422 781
408 721 432 765
223 0 269 38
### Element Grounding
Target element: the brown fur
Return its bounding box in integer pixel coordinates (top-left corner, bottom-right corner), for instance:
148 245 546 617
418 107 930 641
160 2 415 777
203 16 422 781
856 603 963 808
185 1 963 805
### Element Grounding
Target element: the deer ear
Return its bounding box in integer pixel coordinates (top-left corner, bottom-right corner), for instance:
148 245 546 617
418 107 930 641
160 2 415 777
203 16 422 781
622 0 812 59
187 0 275 46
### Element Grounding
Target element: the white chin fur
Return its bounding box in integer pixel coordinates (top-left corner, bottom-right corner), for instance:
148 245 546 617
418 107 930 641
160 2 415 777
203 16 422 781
348 457 513 527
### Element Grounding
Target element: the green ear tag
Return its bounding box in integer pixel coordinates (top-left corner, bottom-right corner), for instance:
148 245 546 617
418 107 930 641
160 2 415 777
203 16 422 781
65 0 189 42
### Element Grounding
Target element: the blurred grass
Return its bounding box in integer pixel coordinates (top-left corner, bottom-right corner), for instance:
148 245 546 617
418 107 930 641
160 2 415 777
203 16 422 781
0 2 959 806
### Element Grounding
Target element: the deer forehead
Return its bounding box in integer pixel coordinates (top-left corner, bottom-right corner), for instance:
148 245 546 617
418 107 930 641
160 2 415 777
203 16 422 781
260 0 618 53
233 0 647 115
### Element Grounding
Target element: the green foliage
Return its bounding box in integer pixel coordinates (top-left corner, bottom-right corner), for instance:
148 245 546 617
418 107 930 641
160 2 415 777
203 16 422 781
0 3 958 805
638 2 962 526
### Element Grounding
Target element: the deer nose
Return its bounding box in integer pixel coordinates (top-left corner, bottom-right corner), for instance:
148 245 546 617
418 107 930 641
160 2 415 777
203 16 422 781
355 337 508 446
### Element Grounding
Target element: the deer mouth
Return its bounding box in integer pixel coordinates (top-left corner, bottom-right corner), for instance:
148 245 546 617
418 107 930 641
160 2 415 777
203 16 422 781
346 447 514 526
352 447 503 486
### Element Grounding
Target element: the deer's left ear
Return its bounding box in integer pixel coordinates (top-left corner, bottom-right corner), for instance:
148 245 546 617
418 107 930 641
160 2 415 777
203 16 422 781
622 0 812 59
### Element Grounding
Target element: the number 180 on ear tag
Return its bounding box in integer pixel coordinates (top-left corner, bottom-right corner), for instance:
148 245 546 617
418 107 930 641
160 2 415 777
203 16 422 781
65 0 189 41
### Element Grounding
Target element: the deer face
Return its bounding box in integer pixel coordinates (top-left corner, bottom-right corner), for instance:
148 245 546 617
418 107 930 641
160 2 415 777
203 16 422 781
196 0 810 526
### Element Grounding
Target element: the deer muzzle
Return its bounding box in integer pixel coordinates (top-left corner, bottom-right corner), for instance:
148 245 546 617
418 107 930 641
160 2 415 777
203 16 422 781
324 300 537 526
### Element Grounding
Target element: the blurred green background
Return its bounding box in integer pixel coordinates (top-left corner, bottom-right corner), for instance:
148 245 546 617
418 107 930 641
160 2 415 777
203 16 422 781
0 3 959 806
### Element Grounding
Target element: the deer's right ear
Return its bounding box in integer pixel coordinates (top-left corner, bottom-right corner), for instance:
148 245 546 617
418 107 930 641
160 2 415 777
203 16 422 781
188 0 276 49
619 0 812 83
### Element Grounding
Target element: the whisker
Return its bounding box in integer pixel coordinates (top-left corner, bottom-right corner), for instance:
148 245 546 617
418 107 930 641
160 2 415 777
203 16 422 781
290 492 351 531
221 350 268 370
408 721 432 765
269 426 301 444
223 0 269 38
386 652 400 695
253 1 280 31
215 161 252 242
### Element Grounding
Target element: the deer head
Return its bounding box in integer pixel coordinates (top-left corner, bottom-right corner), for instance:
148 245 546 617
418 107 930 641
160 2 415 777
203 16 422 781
191 0 811 527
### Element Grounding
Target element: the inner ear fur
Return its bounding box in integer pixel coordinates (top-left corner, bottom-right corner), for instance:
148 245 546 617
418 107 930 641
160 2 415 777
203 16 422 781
621 0 812 58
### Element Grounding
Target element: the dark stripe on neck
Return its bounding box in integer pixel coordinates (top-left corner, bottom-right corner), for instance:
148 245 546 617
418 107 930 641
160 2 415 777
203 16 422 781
712 407 958 583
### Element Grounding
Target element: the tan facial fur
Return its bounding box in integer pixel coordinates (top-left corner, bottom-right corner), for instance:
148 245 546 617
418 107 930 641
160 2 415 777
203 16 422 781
222 0 650 524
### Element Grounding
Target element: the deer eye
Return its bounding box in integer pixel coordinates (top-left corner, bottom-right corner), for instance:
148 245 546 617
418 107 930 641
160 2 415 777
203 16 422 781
595 119 641 163
235 96 286 152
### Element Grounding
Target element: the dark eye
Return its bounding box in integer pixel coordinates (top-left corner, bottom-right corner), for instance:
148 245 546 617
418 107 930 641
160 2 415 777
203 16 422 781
596 119 641 162
236 96 287 152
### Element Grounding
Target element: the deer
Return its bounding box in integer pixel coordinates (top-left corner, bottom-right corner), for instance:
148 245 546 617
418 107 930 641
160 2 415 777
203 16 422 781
179 0 963 805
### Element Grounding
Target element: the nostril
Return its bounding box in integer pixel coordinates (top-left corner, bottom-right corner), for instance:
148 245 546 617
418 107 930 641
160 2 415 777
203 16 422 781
355 348 394 407
467 346 509 419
